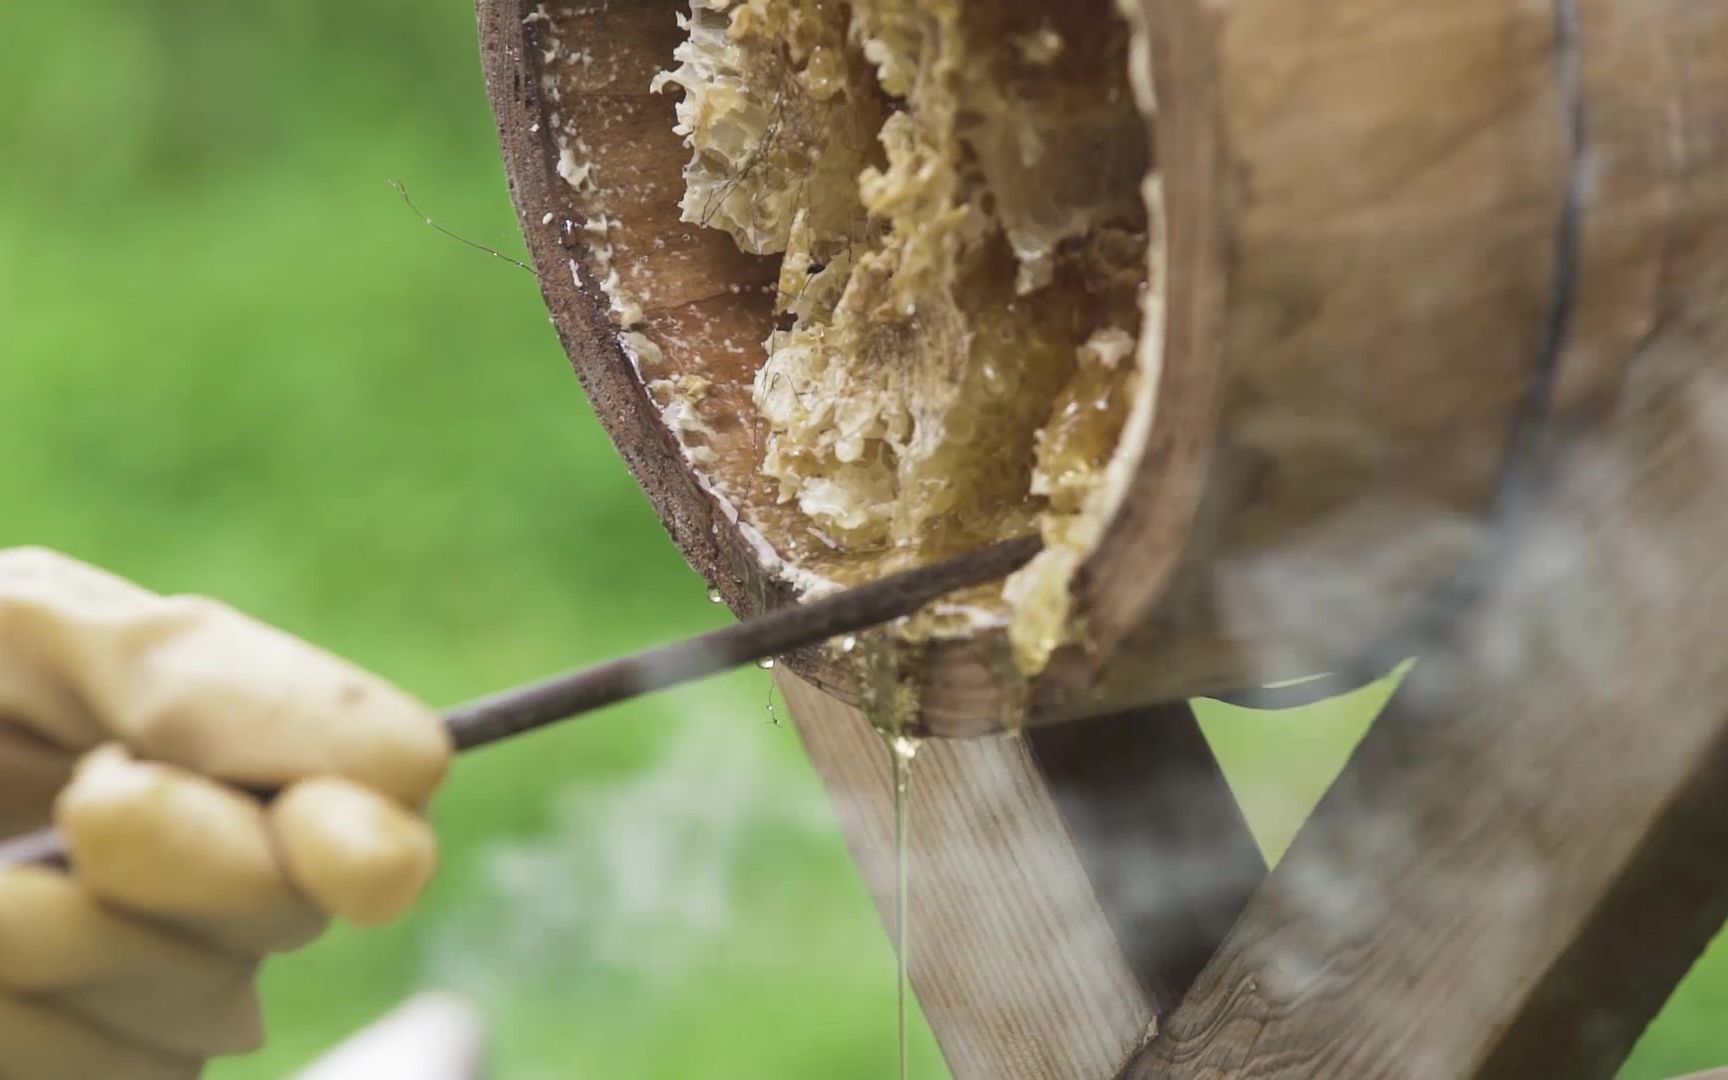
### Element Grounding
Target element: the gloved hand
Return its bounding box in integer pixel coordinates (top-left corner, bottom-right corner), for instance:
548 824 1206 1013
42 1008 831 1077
0 548 453 1079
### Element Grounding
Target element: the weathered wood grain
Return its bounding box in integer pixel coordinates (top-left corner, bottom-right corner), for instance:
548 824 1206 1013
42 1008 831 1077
1131 200 1728 1080
1129 2 1728 1073
1102 0 1575 709
780 674 1264 1079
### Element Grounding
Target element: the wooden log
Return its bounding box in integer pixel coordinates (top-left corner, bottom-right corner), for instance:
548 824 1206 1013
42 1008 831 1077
1128 42 1728 1064
472 0 1715 735
780 673 1264 1079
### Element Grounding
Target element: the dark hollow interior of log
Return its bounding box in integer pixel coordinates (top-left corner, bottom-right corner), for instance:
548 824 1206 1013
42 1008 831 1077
537 0 1154 672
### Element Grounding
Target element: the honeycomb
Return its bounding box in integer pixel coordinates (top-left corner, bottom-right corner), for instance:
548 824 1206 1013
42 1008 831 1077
657 0 1156 672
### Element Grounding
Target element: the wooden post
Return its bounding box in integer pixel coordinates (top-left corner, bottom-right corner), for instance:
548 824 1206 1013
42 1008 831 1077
781 674 1264 1079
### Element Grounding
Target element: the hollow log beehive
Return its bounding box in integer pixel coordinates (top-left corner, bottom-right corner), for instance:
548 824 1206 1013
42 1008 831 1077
477 0 1708 737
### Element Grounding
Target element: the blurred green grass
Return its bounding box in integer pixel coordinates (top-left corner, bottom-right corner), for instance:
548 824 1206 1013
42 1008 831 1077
0 2 1720 1076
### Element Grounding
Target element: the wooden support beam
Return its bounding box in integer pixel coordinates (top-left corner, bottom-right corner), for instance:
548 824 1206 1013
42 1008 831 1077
779 676 1264 1079
1027 706 1267 1013
1130 323 1728 1078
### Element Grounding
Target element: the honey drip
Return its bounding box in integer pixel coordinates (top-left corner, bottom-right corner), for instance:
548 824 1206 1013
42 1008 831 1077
859 631 923 1080
890 731 921 1080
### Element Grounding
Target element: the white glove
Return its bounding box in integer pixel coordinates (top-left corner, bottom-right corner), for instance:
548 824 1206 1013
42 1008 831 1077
0 548 453 1079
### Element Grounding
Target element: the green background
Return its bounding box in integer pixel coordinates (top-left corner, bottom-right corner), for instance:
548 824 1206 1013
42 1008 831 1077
1 2 1721 1076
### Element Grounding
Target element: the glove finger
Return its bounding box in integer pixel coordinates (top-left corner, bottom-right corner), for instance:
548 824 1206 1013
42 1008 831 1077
85 596 451 803
0 995 201 1080
0 723 73 836
273 778 439 927
0 548 450 804
0 549 146 754
0 866 263 1057
55 745 328 954
55 975 262 1060
145 898 327 958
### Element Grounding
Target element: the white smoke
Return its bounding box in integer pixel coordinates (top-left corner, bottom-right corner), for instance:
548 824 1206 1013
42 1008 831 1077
423 693 831 1002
